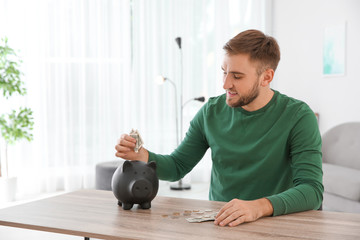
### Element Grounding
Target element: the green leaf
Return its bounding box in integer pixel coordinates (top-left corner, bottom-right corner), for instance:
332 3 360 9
0 107 34 145
0 37 25 98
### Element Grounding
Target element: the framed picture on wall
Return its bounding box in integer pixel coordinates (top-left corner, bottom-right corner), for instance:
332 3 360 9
323 22 346 77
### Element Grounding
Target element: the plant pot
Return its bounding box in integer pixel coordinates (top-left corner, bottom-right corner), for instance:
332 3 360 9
0 176 17 203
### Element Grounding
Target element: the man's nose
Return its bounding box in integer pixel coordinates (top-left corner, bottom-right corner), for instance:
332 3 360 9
223 74 232 90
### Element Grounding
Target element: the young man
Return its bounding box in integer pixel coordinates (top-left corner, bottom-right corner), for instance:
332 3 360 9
115 29 323 227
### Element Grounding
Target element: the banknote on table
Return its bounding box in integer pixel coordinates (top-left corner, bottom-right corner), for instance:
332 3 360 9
186 216 216 223
185 210 218 223
129 129 143 153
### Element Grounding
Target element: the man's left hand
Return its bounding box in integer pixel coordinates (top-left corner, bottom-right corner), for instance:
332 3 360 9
214 198 273 227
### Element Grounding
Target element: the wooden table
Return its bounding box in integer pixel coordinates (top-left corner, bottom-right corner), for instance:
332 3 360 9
0 190 359 240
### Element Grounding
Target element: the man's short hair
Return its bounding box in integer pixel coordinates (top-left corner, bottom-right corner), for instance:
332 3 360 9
223 29 281 76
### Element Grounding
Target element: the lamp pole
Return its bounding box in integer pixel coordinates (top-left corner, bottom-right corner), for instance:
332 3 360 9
175 37 183 151
164 78 179 146
171 37 190 190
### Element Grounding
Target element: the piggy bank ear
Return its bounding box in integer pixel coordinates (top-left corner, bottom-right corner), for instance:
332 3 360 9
122 160 132 172
147 161 156 170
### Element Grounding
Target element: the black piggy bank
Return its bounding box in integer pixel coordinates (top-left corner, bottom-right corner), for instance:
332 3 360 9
111 160 159 210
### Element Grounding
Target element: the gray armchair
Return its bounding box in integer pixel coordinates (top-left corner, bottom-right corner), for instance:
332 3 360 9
322 122 360 213
95 160 124 190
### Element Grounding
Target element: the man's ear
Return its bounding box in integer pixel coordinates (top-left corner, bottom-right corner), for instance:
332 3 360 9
261 69 274 87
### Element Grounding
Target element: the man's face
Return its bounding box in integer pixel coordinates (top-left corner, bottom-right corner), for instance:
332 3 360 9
222 53 261 108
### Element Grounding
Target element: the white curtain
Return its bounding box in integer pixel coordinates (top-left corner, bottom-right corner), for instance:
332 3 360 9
0 0 271 199
0 0 131 198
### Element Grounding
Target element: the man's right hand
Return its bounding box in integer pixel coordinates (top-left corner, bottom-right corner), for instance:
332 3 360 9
115 134 149 163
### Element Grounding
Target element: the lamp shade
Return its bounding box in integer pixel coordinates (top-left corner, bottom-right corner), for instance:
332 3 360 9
155 75 166 85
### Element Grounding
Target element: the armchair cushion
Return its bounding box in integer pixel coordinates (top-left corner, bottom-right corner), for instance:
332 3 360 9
322 122 360 170
323 163 360 201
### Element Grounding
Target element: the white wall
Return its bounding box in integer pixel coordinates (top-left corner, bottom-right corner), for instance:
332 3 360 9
272 0 360 134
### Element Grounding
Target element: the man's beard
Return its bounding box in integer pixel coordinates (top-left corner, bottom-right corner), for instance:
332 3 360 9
226 79 260 108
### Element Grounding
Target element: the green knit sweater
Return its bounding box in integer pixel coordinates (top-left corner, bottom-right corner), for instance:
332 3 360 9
148 90 323 216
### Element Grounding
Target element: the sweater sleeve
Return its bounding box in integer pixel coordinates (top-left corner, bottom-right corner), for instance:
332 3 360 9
267 108 324 216
148 105 210 181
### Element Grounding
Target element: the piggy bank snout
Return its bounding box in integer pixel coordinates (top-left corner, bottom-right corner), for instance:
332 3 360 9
130 179 153 199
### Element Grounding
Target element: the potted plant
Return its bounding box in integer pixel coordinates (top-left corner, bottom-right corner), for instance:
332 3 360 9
0 37 34 202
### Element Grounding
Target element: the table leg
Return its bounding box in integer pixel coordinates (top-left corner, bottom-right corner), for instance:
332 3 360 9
84 237 90 240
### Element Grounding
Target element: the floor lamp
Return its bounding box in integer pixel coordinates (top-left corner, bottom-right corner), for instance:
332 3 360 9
171 36 190 190
155 75 205 190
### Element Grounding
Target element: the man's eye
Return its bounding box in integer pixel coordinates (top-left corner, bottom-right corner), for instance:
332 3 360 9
233 75 241 79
